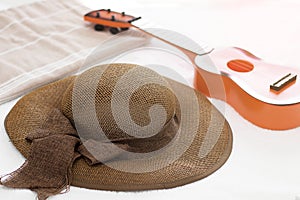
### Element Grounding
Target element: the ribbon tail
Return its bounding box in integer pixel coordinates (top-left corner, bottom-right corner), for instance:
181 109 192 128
0 134 80 200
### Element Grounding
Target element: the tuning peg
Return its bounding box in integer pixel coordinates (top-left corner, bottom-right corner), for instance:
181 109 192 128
107 9 111 13
96 12 100 18
122 12 125 16
111 15 115 21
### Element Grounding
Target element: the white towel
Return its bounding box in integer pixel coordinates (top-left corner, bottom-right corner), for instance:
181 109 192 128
0 0 148 104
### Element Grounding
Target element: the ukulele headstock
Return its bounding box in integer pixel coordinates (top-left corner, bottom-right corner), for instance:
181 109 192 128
84 9 141 34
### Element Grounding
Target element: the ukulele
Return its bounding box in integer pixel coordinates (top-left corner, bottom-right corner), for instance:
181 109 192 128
84 9 300 130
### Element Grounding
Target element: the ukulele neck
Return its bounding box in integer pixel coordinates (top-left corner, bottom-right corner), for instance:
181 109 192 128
131 21 214 61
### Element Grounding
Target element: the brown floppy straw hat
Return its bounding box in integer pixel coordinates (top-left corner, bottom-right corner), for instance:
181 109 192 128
1 63 232 199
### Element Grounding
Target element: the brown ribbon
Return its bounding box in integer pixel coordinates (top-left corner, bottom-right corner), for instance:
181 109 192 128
0 109 122 199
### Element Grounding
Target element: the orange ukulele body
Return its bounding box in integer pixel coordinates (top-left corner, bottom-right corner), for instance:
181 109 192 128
193 47 300 130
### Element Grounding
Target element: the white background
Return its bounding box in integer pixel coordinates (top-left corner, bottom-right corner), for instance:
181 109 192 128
0 0 300 199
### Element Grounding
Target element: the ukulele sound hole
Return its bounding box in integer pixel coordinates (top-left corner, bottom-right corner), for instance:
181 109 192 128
227 59 254 73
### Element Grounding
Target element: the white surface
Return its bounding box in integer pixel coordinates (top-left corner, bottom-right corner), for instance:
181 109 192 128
1 0 300 200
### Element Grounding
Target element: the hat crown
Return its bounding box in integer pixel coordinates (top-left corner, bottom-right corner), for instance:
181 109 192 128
61 64 177 151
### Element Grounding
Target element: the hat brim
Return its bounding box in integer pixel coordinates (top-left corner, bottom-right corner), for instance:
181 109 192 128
5 74 232 191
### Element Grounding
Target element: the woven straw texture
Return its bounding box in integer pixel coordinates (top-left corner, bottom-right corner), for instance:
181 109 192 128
4 63 232 193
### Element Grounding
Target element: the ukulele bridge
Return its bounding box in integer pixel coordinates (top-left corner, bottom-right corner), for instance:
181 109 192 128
270 73 297 91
